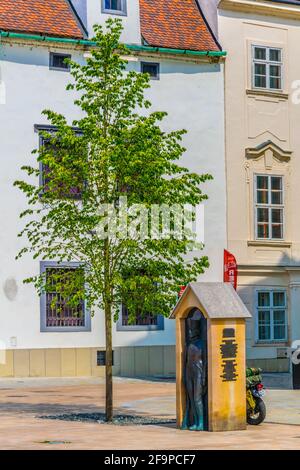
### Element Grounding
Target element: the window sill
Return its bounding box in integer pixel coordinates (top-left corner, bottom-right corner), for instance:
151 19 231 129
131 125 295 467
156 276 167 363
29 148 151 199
254 341 288 347
41 327 91 333
116 325 164 332
49 67 70 72
116 315 164 332
246 89 289 100
248 240 292 248
102 9 127 16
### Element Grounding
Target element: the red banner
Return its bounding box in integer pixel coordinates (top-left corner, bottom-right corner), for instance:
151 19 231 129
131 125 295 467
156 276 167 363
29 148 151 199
178 285 187 298
224 249 238 290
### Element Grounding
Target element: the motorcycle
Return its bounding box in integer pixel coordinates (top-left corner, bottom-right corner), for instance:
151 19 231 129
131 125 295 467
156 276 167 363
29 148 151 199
246 368 266 425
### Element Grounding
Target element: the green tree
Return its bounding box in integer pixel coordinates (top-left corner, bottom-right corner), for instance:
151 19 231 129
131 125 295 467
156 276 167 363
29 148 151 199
15 19 211 421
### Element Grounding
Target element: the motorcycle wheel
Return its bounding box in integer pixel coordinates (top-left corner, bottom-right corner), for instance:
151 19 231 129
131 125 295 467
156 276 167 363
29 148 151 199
247 398 266 425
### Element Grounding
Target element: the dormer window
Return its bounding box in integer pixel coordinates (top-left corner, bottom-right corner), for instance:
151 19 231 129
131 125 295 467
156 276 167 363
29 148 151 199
102 0 127 15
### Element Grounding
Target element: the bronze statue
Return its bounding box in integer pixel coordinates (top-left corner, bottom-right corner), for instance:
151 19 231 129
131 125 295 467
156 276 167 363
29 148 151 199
182 313 207 431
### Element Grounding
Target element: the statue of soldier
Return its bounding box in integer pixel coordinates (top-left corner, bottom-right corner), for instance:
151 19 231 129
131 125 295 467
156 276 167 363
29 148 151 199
182 340 206 431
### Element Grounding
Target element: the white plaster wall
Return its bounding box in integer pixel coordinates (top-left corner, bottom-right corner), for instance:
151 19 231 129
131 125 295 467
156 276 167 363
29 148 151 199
144 59 227 284
115 58 227 347
71 0 88 29
86 0 141 44
0 43 226 350
197 0 220 39
0 43 105 350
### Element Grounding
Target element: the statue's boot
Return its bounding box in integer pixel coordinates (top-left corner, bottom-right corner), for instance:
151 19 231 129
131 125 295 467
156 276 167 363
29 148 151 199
189 424 199 431
181 413 189 430
197 416 204 431
189 419 204 431
195 423 204 431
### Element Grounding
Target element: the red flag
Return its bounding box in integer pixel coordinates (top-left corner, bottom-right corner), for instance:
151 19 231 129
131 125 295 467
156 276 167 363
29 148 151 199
178 285 187 298
224 249 238 290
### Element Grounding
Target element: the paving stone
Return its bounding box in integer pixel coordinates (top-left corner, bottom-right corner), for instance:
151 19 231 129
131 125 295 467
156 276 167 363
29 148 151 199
0 377 299 449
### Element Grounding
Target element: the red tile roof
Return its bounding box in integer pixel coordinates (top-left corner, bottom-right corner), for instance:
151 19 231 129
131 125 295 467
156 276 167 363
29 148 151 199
139 0 220 52
0 0 84 39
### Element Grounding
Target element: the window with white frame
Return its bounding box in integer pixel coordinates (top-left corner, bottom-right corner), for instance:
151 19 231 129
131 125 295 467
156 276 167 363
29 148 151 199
255 175 284 240
102 0 127 15
40 262 91 332
256 290 287 342
252 45 282 91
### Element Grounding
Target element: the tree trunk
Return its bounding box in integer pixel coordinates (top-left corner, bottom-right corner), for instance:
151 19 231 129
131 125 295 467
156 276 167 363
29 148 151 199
104 234 113 422
105 300 113 422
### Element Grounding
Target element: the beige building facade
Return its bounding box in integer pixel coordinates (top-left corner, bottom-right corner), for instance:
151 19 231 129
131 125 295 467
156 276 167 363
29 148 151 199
218 0 300 373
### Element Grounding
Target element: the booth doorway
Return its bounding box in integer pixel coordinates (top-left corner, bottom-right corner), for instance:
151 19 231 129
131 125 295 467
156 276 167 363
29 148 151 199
184 308 208 430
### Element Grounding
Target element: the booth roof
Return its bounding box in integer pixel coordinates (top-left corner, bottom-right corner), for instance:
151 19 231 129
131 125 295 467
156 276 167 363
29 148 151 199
170 282 252 319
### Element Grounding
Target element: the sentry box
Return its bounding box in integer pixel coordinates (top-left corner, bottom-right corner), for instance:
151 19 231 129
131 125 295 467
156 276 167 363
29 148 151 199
170 282 251 432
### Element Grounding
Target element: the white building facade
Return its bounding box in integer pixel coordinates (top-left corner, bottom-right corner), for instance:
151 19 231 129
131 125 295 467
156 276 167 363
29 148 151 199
0 0 227 378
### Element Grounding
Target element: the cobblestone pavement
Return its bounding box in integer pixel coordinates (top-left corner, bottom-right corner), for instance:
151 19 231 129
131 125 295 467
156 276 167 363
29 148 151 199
0 377 299 450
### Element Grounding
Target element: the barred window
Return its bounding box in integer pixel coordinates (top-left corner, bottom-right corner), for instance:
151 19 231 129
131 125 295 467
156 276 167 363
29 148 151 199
49 52 71 71
38 128 83 200
117 304 164 331
141 62 160 80
41 263 91 332
121 304 158 327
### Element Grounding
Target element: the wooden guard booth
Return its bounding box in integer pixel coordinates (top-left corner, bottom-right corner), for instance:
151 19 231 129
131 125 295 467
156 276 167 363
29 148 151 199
170 282 251 432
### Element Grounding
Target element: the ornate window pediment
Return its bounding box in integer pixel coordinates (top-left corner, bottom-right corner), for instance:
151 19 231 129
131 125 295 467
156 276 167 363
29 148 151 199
245 141 292 167
244 140 291 243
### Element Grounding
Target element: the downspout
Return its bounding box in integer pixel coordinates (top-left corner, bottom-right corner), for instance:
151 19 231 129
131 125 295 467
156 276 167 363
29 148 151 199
0 31 6 104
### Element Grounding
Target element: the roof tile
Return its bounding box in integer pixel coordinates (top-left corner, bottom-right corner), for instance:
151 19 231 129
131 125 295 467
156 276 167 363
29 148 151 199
0 0 84 39
139 0 220 52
